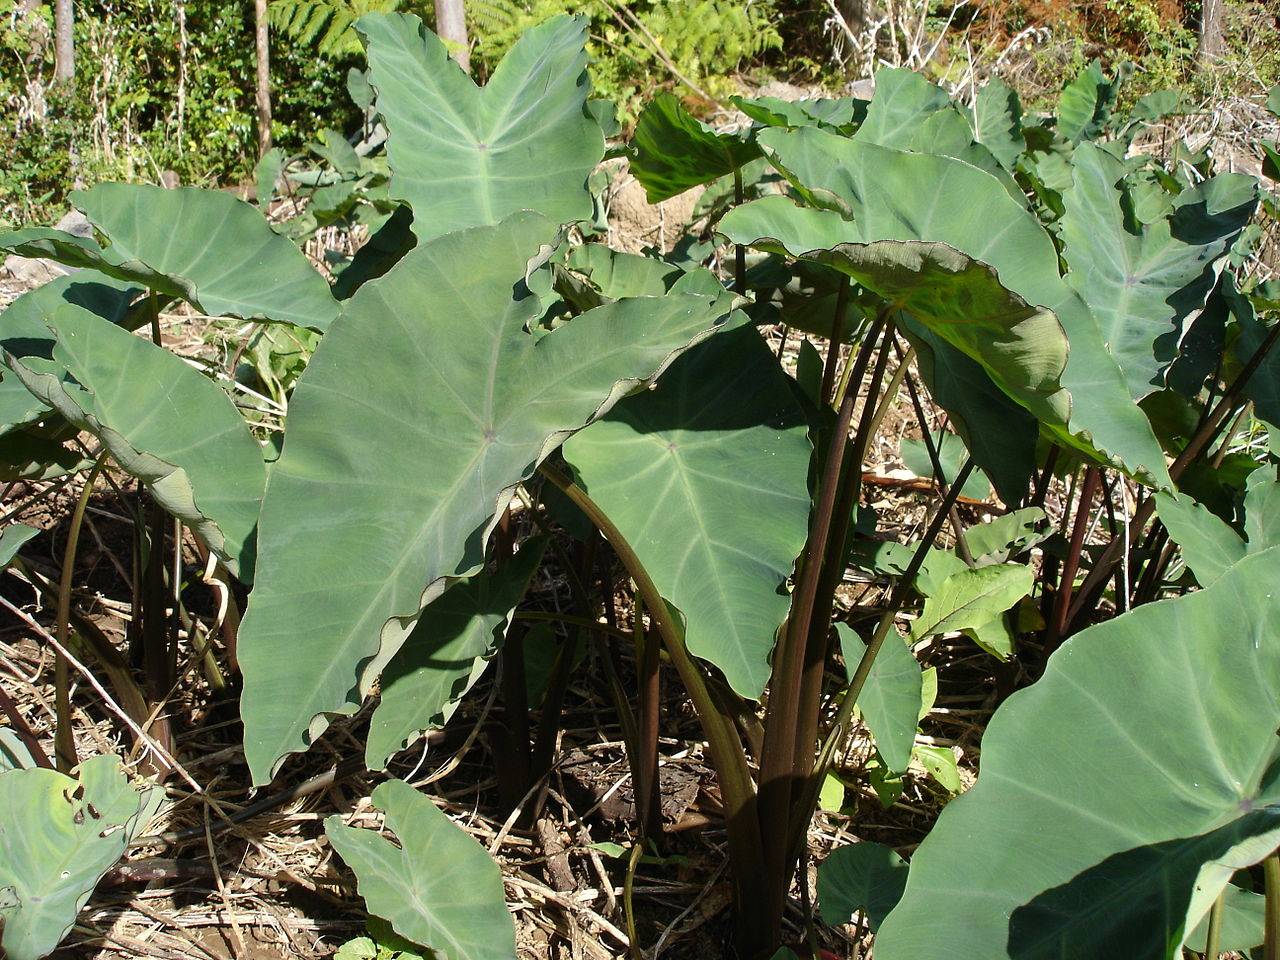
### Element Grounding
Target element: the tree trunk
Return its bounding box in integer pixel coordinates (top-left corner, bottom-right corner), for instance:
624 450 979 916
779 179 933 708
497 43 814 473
433 0 470 74
53 0 73 83
254 0 272 156
1198 0 1226 62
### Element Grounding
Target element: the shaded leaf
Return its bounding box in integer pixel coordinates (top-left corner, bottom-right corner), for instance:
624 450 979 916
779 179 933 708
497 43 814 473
325 779 515 960
0 429 90 481
899 429 992 501
1185 883 1265 954
0 523 39 569
366 540 547 769
629 92 761 203
358 13 603 241
900 316 1038 506
817 841 909 932
333 206 416 300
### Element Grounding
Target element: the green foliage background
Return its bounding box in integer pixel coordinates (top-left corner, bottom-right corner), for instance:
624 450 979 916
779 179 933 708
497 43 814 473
0 0 362 222
2 0 1277 224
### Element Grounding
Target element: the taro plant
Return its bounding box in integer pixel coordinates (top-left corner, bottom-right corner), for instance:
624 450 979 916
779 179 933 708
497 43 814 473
1 19 1279 960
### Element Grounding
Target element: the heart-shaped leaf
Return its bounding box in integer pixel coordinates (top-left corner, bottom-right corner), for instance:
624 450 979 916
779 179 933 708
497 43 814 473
325 779 515 960
238 213 739 783
366 539 547 770
562 324 811 698
852 67 951 148
837 623 921 774
6 303 267 580
817 840 909 932
1056 59 1120 143
1061 142 1257 399
875 547 1280 960
357 13 603 242
0 756 158 960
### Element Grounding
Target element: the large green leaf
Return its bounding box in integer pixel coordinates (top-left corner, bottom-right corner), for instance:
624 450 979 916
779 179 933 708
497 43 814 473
238 213 738 783
325 779 515 960
875 547 1280 960
721 200 1068 428
1061 142 1257 399
629 92 761 203
6 304 266 580
720 126 1171 487
0 756 158 960
366 539 546 770
817 840 909 932
562 324 811 698
2 185 339 331
357 13 603 242
837 623 921 773
0 271 141 433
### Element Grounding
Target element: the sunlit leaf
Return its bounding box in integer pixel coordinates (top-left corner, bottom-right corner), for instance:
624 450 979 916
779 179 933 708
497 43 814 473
875 547 1280 960
358 13 604 241
326 779 515 960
